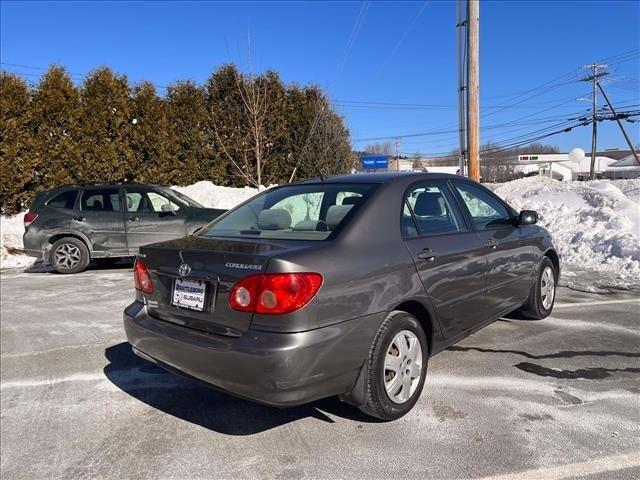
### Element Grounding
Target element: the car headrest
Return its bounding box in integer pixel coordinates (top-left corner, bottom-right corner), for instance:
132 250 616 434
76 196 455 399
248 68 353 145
293 220 328 232
137 196 150 212
257 209 292 230
91 200 103 210
325 204 352 230
127 197 133 209
414 192 445 216
341 196 363 207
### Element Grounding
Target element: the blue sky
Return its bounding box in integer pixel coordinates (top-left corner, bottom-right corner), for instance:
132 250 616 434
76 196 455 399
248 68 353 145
1 0 638 155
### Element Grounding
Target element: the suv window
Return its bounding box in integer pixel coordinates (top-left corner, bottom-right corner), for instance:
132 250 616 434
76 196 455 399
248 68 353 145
147 191 181 213
454 182 512 229
404 182 467 236
47 190 78 210
81 189 122 212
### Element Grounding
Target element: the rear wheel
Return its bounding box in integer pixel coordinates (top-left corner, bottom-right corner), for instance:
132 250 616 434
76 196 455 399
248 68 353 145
51 238 90 274
521 257 556 319
359 311 428 421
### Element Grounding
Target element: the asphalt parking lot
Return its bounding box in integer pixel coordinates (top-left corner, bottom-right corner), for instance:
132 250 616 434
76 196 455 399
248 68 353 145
1 264 639 479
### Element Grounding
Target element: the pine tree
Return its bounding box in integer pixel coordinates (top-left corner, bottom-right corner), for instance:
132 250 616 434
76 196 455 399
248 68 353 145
0 73 32 213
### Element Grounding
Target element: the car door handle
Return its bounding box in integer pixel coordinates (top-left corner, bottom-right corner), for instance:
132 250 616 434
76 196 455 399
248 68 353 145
485 239 498 249
128 217 138 222
417 248 436 262
73 216 85 222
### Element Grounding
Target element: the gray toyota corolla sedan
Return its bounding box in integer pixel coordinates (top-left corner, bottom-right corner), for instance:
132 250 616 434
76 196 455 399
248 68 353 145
124 172 559 420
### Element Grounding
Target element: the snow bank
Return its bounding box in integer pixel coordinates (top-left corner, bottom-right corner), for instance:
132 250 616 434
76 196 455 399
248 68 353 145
170 181 259 209
0 213 34 269
490 177 640 284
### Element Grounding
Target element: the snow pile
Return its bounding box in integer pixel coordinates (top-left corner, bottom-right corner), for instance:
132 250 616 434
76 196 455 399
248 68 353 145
0 213 34 269
171 181 260 209
491 177 640 283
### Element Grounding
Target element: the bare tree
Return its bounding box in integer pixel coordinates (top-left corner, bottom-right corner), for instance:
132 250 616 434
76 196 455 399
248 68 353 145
364 142 394 156
212 68 278 188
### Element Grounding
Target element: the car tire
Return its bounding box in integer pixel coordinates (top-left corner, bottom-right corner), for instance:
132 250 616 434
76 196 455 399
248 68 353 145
51 237 90 274
520 257 556 320
359 311 429 421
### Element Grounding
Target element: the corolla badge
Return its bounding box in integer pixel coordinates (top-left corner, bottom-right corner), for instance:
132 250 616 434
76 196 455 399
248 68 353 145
178 263 192 277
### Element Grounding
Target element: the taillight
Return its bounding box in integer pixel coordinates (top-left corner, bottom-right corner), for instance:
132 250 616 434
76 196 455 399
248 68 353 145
229 273 323 315
24 212 38 226
133 259 153 294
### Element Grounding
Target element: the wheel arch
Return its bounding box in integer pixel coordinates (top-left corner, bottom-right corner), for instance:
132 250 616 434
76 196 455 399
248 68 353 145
48 231 92 256
390 299 435 355
543 248 560 280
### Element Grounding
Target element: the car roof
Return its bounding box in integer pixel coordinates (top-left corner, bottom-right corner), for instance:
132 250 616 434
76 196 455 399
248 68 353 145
297 172 461 185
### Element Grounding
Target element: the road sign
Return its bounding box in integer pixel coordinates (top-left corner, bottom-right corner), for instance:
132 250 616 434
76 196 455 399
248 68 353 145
362 155 389 170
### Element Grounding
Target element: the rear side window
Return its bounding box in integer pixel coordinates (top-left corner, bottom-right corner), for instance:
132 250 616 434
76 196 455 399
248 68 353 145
81 189 122 212
404 182 467 236
46 190 78 210
200 183 375 241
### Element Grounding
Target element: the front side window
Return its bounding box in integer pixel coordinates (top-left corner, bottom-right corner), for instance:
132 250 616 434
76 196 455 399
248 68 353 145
404 183 467 236
147 191 180 213
200 183 374 241
47 190 78 210
454 182 512 230
81 189 121 212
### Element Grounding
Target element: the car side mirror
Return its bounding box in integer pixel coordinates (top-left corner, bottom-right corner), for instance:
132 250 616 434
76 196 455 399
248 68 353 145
161 203 177 214
519 210 538 225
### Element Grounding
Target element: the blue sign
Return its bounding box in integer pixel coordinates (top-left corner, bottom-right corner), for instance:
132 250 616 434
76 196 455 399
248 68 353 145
362 155 389 170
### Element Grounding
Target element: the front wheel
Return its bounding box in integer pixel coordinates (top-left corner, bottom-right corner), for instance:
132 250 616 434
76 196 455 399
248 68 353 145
521 257 556 319
359 311 429 421
51 237 90 274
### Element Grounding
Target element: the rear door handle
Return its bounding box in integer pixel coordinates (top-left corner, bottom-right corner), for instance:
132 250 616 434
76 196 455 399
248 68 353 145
128 217 138 222
73 216 85 222
417 248 436 262
485 239 498 249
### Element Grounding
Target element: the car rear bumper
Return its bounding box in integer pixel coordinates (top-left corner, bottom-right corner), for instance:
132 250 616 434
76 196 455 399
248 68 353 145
123 301 384 407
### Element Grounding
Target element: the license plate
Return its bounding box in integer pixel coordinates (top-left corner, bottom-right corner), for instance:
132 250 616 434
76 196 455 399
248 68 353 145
172 278 206 311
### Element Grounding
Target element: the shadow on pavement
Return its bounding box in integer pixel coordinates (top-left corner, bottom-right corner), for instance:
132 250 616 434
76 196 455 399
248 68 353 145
103 342 379 435
24 258 134 274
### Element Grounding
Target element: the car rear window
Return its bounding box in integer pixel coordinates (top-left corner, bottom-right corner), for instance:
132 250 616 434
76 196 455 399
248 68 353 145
200 183 374 241
46 190 78 210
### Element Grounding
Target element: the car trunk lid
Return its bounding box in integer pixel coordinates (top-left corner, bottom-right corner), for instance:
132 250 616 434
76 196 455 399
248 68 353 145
139 236 310 336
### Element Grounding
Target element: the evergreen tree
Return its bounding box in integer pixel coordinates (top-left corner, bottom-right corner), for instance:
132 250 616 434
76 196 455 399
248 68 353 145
167 80 223 186
129 81 170 183
28 66 81 191
77 67 133 183
0 73 32 213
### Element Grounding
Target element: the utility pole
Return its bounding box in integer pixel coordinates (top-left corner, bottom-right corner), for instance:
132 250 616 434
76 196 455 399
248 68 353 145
456 0 467 176
596 81 640 165
581 64 608 179
466 0 480 182
395 137 400 171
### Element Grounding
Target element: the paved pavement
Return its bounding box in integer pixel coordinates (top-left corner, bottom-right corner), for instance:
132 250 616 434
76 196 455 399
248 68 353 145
1 265 639 479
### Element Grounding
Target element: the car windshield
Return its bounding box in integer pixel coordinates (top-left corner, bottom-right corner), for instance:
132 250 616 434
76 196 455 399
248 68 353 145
163 188 205 208
199 183 374 241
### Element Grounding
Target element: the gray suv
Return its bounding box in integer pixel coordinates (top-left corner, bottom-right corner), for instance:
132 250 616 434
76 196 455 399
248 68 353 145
23 183 225 274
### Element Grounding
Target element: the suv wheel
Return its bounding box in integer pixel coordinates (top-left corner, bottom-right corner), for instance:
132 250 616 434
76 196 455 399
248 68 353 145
359 311 428 421
521 257 556 319
51 238 90 274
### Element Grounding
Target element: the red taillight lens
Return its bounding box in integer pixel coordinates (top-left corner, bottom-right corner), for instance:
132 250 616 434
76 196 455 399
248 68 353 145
229 273 323 315
24 212 38 226
133 259 153 294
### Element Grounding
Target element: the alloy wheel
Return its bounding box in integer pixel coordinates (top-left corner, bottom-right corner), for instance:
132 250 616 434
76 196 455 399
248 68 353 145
54 243 81 270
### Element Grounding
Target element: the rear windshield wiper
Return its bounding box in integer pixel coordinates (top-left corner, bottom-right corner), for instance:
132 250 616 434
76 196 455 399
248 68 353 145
240 230 262 235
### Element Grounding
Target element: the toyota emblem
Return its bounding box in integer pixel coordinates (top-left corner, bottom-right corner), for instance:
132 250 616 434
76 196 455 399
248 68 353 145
178 263 191 277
